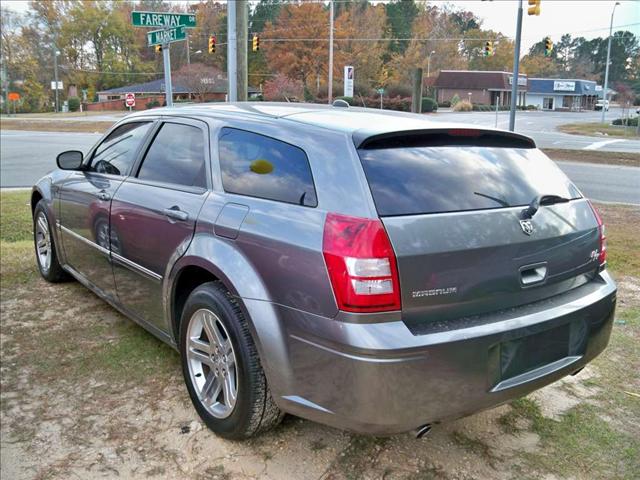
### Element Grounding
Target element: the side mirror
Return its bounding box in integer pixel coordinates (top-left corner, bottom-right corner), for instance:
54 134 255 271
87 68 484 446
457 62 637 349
56 150 84 170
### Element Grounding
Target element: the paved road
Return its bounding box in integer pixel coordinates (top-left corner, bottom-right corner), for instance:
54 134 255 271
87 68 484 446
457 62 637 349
0 130 101 188
434 107 640 153
2 129 637 204
557 161 640 205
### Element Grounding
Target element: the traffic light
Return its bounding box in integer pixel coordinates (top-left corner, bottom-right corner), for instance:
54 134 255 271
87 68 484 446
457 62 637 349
544 37 553 57
208 34 216 54
155 44 162 53
252 34 260 52
484 41 494 57
528 0 541 16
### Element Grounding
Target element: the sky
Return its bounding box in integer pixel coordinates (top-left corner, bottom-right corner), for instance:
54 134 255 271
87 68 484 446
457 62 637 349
2 0 639 53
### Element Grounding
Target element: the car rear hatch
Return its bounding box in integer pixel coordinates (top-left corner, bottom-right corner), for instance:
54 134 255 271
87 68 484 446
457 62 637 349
355 128 604 330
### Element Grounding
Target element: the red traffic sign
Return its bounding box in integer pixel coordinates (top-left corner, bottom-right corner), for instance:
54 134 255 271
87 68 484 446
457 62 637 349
125 92 136 107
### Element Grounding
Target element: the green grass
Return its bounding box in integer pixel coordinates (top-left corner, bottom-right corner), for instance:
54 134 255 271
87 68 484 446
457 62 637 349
0 190 32 242
0 190 179 386
558 122 640 138
502 398 639 479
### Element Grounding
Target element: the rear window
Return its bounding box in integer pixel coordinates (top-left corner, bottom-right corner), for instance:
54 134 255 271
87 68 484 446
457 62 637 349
357 146 582 216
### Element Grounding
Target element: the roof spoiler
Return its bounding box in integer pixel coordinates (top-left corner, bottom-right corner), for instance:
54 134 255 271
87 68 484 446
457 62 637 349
355 128 536 150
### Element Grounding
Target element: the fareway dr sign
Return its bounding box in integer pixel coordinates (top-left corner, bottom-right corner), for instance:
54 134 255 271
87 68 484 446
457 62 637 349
131 11 196 29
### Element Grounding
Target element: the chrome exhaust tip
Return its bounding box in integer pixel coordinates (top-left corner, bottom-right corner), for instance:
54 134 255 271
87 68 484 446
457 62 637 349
415 424 432 439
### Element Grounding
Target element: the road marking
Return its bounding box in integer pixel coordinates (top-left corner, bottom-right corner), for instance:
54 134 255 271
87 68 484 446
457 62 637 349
583 139 624 150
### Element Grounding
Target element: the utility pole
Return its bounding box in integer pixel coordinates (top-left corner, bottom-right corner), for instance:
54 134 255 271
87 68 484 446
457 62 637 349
227 0 237 102
508 0 523 132
53 47 60 113
236 0 248 101
328 0 334 104
411 68 423 113
601 2 620 124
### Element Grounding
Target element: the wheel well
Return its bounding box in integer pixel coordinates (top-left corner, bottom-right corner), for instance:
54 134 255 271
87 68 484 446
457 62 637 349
172 265 220 341
31 190 43 214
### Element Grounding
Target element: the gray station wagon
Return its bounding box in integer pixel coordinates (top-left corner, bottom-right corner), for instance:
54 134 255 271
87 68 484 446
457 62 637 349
32 103 616 439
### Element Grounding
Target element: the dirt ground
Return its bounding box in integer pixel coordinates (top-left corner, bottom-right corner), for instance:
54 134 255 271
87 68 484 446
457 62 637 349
1 199 639 480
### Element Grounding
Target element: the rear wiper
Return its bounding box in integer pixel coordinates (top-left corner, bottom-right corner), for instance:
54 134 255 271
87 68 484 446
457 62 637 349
474 191 510 208
522 194 570 219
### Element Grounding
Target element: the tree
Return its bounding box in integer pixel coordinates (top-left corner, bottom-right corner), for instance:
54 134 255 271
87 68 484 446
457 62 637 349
262 73 303 101
391 5 466 86
385 0 419 55
175 63 225 102
334 3 387 94
250 0 282 33
263 3 328 90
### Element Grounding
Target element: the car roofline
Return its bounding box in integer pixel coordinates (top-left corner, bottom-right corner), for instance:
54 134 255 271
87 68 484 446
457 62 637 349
120 102 536 149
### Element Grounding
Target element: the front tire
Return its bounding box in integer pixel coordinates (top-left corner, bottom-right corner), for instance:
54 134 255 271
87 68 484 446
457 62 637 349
33 200 69 283
179 282 283 439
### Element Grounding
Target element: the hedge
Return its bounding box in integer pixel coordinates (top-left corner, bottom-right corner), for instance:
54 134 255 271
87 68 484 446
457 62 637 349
67 96 80 112
612 117 638 127
421 97 438 112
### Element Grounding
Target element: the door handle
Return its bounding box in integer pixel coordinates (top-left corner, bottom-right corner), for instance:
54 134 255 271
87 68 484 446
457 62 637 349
163 207 189 222
97 190 111 201
519 262 548 286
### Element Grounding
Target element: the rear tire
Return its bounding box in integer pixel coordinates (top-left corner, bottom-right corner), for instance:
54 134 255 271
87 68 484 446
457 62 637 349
179 282 283 439
33 200 69 283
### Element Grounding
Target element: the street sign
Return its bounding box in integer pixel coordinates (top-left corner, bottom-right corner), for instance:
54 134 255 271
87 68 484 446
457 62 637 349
376 88 384 95
147 26 187 47
125 92 136 108
8 92 20 101
132 11 196 28
50 81 63 90
344 66 354 97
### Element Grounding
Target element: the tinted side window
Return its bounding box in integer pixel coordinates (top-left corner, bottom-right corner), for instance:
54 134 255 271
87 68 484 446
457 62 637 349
137 123 206 188
218 128 317 207
90 122 152 176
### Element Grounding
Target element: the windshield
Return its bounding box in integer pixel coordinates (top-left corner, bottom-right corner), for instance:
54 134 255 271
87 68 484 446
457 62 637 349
357 146 582 216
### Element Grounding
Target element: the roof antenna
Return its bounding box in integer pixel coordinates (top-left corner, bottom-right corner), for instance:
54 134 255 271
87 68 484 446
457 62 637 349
332 99 350 108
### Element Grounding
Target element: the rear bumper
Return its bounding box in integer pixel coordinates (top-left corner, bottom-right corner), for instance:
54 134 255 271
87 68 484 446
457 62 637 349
246 271 616 435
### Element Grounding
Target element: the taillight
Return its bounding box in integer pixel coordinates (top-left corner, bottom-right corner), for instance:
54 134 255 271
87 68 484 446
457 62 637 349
588 201 607 268
323 213 401 312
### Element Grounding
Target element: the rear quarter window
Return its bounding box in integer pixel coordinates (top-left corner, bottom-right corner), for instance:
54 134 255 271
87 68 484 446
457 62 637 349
358 146 582 216
218 127 317 207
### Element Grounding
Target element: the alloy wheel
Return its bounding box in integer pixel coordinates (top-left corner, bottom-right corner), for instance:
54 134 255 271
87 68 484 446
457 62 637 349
35 212 52 273
186 308 238 418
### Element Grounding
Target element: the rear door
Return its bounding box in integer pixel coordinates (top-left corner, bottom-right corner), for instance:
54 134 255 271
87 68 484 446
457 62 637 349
356 130 602 329
110 118 210 333
58 121 154 299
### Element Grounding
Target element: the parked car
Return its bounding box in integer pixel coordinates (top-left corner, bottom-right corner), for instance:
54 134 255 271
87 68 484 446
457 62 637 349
595 99 609 111
32 103 616 439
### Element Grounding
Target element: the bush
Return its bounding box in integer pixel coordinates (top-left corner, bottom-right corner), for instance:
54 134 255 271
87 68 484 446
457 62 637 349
146 100 161 109
67 96 80 112
334 96 355 106
450 94 461 107
421 97 438 112
453 99 472 112
386 83 412 98
612 117 638 126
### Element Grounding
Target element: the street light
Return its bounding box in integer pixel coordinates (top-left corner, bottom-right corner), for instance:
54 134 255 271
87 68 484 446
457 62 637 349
601 1 620 124
427 50 435 79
